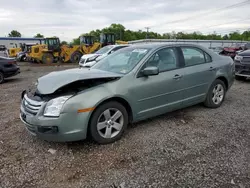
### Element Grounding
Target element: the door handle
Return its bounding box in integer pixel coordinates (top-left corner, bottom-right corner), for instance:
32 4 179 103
173 74 183 79
209 67 216 71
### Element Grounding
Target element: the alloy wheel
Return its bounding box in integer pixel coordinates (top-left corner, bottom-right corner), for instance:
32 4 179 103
212 84 225 105
97 108 124 139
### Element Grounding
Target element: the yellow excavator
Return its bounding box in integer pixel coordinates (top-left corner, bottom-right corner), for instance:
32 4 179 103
28 33 117 64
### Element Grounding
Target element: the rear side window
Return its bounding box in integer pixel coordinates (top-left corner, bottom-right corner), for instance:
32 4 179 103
204 52 212 62
181 47 206 66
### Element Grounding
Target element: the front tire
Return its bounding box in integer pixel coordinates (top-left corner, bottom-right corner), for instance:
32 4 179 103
70 51 82 63
0 72 4 84
204 79 226 108
89 101 128 144
42 53 54 64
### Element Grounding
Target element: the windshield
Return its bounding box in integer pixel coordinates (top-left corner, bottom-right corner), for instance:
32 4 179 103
95 45 113 54
92 47 150 74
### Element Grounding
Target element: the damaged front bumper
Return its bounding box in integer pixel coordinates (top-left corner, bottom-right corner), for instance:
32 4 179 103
235 61 250 78
20 94 90 142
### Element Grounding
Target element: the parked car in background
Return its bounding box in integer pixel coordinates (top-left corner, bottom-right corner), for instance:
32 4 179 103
20 43 234 144
0 56 20 84
209 47 223 54
234 49 250 80
219 43 250 59
0 45 9 58
79 44 129 67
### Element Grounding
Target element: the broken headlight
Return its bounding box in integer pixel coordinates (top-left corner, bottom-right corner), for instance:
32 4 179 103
44 95 72 117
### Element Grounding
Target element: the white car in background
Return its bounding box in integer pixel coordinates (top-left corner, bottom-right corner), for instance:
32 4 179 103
0 45 9 58
79 44 129 67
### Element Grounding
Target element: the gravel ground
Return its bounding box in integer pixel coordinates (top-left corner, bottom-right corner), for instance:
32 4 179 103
0 63 250 188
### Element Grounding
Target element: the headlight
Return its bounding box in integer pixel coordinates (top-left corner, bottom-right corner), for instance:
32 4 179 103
44 95 72 117
87 55 99 62
235 55 243 61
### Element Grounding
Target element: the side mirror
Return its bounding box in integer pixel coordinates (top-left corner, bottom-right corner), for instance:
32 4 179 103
142 66 159 76
109 50 115 54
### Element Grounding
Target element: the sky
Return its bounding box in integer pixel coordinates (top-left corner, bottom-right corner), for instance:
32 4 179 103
0 0 249 42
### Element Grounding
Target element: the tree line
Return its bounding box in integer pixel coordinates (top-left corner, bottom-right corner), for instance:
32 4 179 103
71 23 250 45
6 23 250 45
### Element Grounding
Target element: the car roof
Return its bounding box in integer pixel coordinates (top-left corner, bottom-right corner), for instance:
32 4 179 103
128 42 208 49
110 44 129 47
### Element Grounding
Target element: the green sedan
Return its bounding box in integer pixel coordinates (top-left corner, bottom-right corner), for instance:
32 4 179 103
20 43 235 144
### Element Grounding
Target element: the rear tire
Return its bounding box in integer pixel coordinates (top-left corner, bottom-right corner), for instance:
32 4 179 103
0 72 4 84
89 101 128 144
70 51 82 63
42 53 54 64
204 79 226 108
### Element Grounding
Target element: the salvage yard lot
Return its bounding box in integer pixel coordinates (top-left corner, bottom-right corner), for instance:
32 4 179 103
0 64 250 188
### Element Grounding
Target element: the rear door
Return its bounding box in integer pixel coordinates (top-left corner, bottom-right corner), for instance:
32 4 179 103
177 46 217 106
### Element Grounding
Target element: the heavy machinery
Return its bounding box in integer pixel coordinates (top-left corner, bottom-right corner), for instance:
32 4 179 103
65 35 103 63
28 37 61 64
116 40 128 44
28 33 116 64
8 46 22 58
16 43 37 61
8 39 44 58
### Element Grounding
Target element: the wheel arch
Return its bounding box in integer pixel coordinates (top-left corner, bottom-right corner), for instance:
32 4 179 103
92 96 133 123
216 76 229 90
86 95 133 131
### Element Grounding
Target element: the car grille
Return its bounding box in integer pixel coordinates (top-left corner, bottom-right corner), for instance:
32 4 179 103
25 122 37 135
242 56 250 63
22 94 43 115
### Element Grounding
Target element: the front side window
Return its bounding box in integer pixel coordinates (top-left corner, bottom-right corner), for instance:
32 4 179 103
204 52 212 62
144 47 178 72
181 47 206 66
92 47 149 74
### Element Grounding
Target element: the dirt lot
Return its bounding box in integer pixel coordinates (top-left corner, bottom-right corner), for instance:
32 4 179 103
0 63 250 188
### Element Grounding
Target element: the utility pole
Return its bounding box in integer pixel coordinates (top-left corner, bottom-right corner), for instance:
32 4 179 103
120 29 122 40
145 27 150 39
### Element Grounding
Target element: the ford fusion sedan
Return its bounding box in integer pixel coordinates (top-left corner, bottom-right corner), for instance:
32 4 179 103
79 44 129 67
20 43 235 144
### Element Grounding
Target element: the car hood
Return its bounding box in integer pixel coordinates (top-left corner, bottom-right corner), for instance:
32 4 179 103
238 50 250 56
0 56 15 60
37 68 123 95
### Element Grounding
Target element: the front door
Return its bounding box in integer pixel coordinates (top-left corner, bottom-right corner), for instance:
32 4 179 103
130 47 185 120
